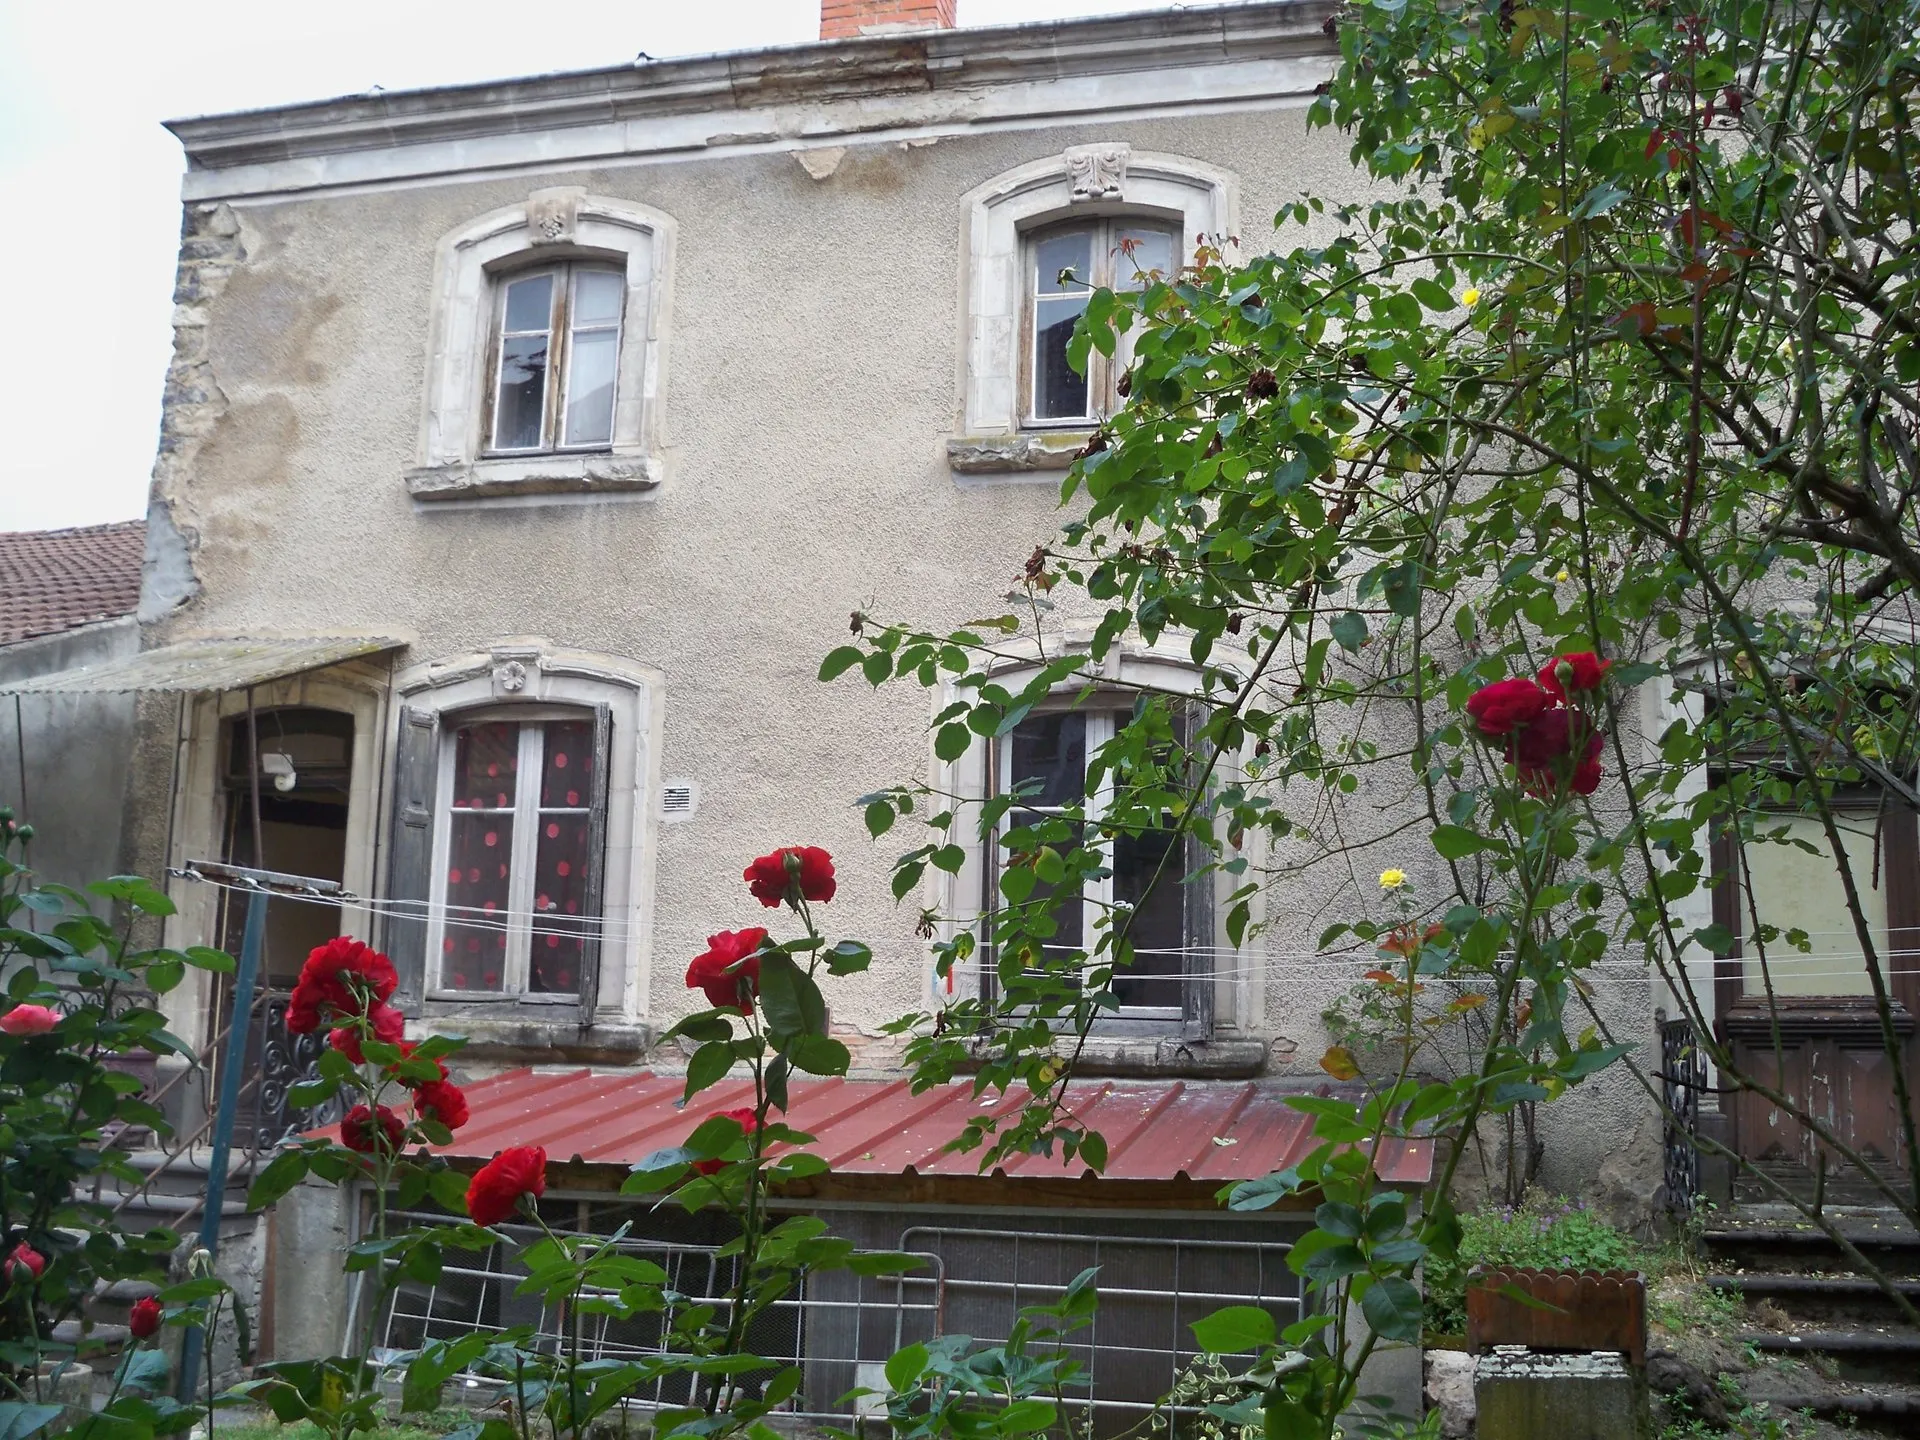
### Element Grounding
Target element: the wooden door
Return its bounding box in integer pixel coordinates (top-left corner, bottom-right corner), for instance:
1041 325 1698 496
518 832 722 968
1715 805 1920 1204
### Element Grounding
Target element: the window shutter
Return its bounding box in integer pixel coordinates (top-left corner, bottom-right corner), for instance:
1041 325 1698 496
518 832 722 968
1179 702 1215 1039
576 703 614 1025
384 705 439 1015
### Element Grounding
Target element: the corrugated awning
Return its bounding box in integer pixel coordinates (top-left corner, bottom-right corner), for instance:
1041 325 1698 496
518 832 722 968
428 1069 1434 1189
0 635 406 694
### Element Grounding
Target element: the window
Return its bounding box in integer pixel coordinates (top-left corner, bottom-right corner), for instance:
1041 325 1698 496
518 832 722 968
488 265 626 454
430 712 607 999
952 147 1233 471
412 191 675 501
1025 222 1174 425
995 707 1204 1025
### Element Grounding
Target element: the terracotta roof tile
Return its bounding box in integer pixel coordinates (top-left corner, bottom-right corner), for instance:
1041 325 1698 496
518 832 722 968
0 521 146 647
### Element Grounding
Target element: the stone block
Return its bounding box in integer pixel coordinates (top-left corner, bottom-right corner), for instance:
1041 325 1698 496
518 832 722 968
1474 1347 1649 1440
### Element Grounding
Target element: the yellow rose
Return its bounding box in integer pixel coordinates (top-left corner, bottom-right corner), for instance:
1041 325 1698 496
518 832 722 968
1378 868 1408 890
1462 287 1482 307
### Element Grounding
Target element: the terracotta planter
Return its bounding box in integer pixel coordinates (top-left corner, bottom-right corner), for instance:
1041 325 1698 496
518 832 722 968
1465 1266 1648 1366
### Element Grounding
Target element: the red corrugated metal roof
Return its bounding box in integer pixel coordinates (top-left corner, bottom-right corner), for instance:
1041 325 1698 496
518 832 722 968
0 521 145 646
429 1069 1433 1186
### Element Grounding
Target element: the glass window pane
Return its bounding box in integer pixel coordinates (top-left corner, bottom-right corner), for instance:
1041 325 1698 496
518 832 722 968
493 335 549 450
530 813 590 995
1033 230 1093 295
443 813 512 992
503 273 553 333
451 722 519 809
562 329 618 447
1114 228 1175 291
1032 296 1090 420
1113 826 1186 1008
1742 812 1891 997
1010 713 1087 806
572 269 625 326
538 719 595 808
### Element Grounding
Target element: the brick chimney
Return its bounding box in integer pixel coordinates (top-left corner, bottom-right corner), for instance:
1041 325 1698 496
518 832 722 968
820 0 957 40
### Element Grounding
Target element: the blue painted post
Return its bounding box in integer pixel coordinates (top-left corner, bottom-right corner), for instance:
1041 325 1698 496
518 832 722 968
176 885 267 1404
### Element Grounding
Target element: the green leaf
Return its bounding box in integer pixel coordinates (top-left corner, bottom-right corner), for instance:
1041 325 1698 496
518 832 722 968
0 1407 69 1440
1410 276 1458 311
1359 1276 1422 1342
1190 1305 1276 1354
683 1040 736 1100
864 801 895 838
884 1343 928 1394
825 940 872 976
183 946 236 974
818 646 865 681
1430 824 1490 859
758 953 827 1036
998 1400 1056 1436
246 1149 311 1211
783 1033 850 1077
1330 612 1368 653
845 1251 928 1276
935 723 972 763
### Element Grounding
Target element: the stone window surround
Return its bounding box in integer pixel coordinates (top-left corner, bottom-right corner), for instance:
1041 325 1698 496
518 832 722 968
950 147 1237 477
391 641 663 1051
407 191 676 503
928 634 1267 1076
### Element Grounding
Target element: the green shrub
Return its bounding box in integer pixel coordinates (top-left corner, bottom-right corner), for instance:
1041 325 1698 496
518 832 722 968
1424 1192 1648 1336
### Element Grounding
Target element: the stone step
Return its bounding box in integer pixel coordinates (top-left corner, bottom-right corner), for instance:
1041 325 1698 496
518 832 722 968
1702 1210 1920 1276
1708 1270 1920 1326
1735 1324 1920 1388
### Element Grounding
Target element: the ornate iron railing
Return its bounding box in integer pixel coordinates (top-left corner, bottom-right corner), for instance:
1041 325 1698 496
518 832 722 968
252 991 345 1147
1660 1014 1707 1214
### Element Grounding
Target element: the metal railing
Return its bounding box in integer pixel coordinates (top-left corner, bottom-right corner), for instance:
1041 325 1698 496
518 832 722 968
1660 1014 1707 1215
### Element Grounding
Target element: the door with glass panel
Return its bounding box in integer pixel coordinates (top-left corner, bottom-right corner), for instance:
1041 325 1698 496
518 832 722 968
1715 803 1920 1200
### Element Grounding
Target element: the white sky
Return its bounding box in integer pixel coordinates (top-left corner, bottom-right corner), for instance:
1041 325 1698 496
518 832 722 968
0 0 1150 533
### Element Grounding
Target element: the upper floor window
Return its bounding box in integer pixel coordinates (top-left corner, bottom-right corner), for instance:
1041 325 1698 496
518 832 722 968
411 191 676 502
951 146 1233 471
995 705 1207 1028
434 712 605 998
489 265 626 455
1027 222 1174 425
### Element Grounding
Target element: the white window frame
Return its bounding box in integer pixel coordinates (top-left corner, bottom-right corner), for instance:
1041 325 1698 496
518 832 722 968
955 147 1235 442
927 634 1262 1040
486 263 627 456
411 189 676 500
389 643 663 1026
995 706 1186 1024
1021 218 1177 429
426 706 597 1002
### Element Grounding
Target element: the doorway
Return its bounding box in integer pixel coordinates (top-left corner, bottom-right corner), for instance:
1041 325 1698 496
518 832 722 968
1715 803 1920 1203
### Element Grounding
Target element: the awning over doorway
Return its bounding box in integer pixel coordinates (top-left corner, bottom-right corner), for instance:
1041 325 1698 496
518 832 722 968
0 635 406 694
428 1069 1435 1196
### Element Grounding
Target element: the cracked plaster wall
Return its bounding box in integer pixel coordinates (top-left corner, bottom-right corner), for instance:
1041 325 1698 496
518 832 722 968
127 106 1664 1217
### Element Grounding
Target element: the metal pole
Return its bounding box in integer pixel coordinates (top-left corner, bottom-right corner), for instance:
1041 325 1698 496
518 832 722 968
177 884 268 1403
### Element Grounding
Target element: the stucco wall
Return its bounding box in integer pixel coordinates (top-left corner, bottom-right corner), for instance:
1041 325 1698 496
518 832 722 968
0 618 140 894
130 99 1663 1213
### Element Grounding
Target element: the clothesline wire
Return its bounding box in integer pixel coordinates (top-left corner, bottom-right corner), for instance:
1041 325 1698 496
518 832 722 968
165 873 1905 986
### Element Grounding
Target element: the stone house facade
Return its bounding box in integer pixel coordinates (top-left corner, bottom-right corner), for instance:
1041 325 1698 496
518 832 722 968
12 0 1683 1408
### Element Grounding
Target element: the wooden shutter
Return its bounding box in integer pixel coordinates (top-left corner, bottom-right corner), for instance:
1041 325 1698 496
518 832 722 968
1179 701 1215 1040
575 704 614 1026
384 705 439 1015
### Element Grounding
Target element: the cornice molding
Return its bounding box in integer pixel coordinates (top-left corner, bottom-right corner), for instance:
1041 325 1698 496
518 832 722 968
165 2 1338 200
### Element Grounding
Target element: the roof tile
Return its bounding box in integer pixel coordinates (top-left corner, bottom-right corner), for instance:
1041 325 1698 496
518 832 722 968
0 521 145 647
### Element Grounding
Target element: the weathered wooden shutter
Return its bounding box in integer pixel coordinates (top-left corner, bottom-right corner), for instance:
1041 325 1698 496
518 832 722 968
385 705 439 1015
1179 701 1216 1039
575 704 614 1026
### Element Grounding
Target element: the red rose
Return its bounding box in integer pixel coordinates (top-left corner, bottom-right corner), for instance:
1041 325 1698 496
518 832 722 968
327 1001 405 1063
415 1079 470 1131
685 928 768 1012
466 1145 547 1227
692 1107 760 1176
340 1103 406 1155
1509 709 1606 796
1466 677 1552 737
6 1243 46 1282
0 1003 59 1036
1538 651 1612 700
129 1296 164 1339
743 846 836 908
286 937 399 1034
